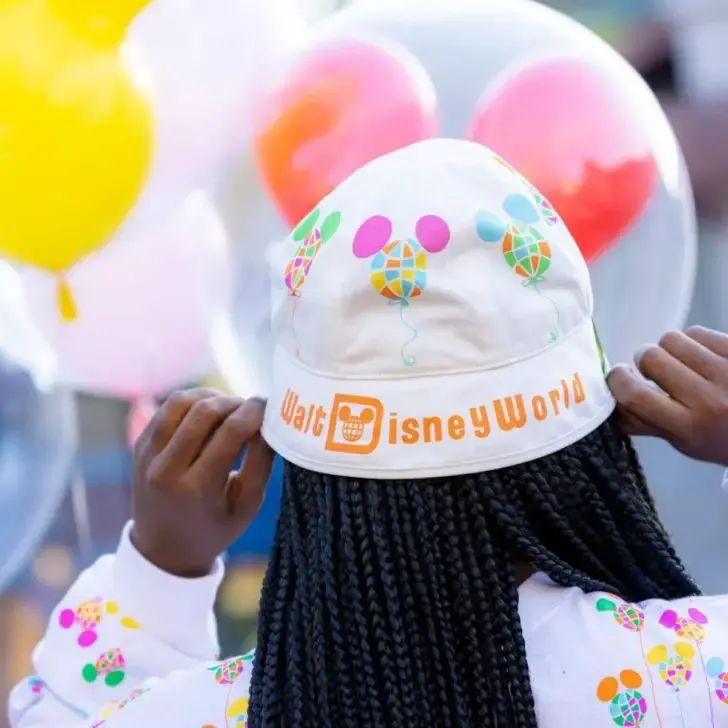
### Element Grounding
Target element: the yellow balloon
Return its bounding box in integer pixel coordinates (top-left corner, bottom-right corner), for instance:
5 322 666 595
0 0 154 319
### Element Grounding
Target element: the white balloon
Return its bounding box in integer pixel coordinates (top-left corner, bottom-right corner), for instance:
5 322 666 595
21 192 232 399
215 154 285 396
0 263 76 595
120 0 308 236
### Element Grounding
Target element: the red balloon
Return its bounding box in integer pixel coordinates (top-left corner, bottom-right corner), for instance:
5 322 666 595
467 58 658 262
254 38 438 228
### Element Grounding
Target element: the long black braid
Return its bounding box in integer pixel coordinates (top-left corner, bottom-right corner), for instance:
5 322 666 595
249 416 699 727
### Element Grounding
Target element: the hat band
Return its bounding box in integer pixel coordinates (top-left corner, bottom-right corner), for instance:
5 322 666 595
262 317 615 480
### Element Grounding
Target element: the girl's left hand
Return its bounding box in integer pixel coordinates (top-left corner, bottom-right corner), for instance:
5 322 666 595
608 326 728 467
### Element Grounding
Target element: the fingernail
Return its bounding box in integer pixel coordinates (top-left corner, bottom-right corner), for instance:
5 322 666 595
634 346 651 365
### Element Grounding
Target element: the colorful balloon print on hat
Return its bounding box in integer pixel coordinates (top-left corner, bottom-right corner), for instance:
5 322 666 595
284 207 342 296
597 670 648 727
284 207 341 357
354 213 450 366
493 157 562 229
476 210 560 343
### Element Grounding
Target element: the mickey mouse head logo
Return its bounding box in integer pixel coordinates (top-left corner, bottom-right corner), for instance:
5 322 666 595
338 404 376 443
82 647 126 688
597 670 648 727
352 213 450 366
646 642 695 690
59 597 140 648
659 608 708 644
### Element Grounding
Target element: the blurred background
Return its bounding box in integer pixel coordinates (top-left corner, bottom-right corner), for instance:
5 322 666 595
1 0 727 722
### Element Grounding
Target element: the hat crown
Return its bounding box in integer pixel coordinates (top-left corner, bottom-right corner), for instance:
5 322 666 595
270 138 593 378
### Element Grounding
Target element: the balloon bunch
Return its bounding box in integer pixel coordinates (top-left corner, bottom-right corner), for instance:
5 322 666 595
0 0 307 442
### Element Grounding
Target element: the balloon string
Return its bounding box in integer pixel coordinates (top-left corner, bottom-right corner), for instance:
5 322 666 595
531 282 561 342
396 301 418 367
292 295 301 358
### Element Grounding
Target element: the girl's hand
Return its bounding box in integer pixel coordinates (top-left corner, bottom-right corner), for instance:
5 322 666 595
608 326 728 467
131 389 274 577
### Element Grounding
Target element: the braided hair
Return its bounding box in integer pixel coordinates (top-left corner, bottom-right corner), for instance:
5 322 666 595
248 416 698 728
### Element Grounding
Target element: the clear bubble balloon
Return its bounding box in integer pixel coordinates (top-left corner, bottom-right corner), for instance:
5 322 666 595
0 264 77 594
311 0 697 365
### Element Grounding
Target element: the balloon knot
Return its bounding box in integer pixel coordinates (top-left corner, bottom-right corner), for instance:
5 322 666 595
57 277 78 322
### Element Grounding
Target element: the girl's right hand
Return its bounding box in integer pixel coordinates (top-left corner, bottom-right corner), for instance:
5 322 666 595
608 326 728 467
131 389 274 578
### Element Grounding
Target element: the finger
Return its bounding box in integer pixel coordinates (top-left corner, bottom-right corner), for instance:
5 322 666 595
153 395 245 475
192 398 267 487
135 388 222 459
686 325 728 360
636 344 711 406
608 365 690 437
658 330 727 381
225 435 275 524
615 407 661 438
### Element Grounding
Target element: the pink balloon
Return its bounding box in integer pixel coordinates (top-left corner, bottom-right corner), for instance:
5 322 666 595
254 36 438 226
415 215 450 253
21 193 230 399
353 215 393 258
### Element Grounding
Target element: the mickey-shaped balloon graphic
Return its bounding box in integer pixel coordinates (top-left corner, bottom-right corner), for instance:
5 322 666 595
706 658 728 704
597 670 648 727
284 206 341 358
492 155 561 227
284 207 342 296
475 174 561 343
59 596 140 648
82 648 127 688
209 656 248 686
0 0 154 321
659 608 709 644
596 596 645 633
646 642 695 690
353 213 450 366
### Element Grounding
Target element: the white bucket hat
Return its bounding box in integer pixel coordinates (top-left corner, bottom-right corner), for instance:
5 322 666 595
262 138 614 479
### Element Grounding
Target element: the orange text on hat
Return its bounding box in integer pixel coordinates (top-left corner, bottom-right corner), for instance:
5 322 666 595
279 373 586 455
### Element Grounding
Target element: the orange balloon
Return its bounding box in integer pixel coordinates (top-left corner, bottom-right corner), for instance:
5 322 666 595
254 38 437 227
468 58 657 262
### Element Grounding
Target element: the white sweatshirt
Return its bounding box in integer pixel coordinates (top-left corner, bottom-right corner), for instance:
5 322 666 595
10 523 728 727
